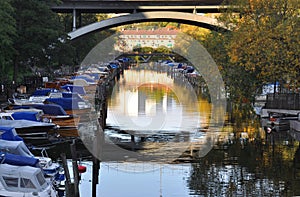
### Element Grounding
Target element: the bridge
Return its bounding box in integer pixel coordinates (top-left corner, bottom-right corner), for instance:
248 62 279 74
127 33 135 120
51 0 230 39
51 0 227 14
116 53 176 63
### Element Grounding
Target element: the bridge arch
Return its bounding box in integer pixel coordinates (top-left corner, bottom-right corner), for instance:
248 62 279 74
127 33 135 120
68 11 229 40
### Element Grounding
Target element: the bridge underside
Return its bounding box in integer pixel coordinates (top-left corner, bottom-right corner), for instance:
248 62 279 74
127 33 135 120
52 0 227 14
68 11 229 40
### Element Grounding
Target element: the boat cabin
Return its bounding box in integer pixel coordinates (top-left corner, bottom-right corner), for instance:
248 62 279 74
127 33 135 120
0 164 56 196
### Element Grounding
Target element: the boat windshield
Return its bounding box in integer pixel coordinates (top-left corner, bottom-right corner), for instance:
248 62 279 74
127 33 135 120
36 171 47 188
20 178 36 189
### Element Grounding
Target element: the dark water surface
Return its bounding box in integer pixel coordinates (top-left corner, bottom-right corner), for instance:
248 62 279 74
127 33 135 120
44 66 300 196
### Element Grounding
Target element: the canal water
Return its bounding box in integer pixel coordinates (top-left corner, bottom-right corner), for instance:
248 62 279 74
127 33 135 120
46 64 300 196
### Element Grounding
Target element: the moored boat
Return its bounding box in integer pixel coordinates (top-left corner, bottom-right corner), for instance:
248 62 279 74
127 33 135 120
0 163 57 197
0 119 57 141
0 127 65 188
44 95 91 116
4 104 81 137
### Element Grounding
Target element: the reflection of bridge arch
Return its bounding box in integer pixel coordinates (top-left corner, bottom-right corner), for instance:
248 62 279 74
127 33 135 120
68 11 229 40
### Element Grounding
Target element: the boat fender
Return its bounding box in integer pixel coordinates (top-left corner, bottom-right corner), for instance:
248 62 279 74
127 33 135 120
78 165 87 173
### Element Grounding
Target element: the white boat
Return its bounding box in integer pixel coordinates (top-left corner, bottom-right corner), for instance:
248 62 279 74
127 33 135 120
0 164 57 197
0 139 61 172
0 130 64 188
33 148 65 188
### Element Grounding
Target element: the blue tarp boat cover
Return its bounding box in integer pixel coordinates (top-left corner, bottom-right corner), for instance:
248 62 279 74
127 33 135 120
61 85 86 95
10 104 67 116
61 92 83 100
31 88 57 96
32 104 67 115
0 127 23 141
0 119 55 129
45 97 83 110
11 111 39 121
0 152 39 167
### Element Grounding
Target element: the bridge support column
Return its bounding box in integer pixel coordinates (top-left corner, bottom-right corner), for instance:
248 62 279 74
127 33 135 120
72 9 76 31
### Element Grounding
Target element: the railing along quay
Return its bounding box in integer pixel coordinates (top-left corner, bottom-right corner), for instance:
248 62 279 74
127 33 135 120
265 93 300 110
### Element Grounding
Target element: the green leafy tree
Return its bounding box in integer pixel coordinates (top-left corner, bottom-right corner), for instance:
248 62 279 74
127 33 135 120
12 0 66 81
0 0 17 82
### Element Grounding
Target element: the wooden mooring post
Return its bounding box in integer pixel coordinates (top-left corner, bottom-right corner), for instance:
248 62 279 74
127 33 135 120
60 153 75 197
60 140 80 197
92 156 100 197
70 140 80 197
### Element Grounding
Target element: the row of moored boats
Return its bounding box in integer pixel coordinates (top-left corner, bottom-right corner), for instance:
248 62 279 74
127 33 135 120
0 60 126 196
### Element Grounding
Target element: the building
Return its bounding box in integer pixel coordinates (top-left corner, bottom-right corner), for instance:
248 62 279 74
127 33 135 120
117 28 179 52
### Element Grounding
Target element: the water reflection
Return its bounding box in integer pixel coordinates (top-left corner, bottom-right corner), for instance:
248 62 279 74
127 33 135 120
46 65 300 196
100 67 220 162
107 69 202 132
73 136 300 196
188 140 300 196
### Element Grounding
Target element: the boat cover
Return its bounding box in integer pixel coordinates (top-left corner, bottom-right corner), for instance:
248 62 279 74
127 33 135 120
31 88 57 96
12 104 67 116
11 111 39 121
45 98 81 110
0 127 23 141
33 104 67 115
0 164 48 192
61 92 83 100
0 119 55 128
0 152 39 167
0 139 34 157
61 85 86 95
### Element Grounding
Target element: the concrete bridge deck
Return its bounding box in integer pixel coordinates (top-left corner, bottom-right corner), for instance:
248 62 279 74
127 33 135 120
51 0 227 13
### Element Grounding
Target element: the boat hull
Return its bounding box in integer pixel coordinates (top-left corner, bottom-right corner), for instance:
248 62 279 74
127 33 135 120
43 115 80 127
50 127 79 137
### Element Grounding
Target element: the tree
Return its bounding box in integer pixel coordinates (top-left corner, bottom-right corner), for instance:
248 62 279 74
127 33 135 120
0 0 17 82
180 24 210 41
12 0 66 81
198 0 300 125
220 0 300 92
59 13 113 66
